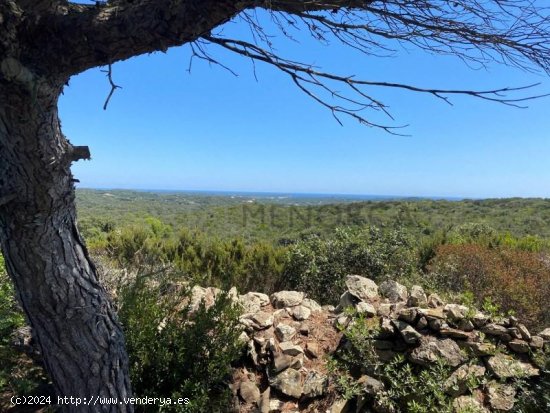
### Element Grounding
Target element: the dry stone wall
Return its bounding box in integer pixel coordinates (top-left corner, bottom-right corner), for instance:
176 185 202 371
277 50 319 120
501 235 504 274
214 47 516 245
223 276 550 413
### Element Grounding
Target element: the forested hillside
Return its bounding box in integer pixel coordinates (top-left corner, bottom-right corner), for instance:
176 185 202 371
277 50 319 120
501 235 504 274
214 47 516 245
2 190 549 411
76 189 550 243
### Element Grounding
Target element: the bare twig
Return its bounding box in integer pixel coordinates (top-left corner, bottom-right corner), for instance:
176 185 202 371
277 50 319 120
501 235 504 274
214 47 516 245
101 64 122 110
190 1 550 130
201 34 549 130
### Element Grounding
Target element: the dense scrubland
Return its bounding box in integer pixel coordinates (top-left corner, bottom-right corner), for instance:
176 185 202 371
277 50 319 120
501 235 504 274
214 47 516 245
1 190 549 411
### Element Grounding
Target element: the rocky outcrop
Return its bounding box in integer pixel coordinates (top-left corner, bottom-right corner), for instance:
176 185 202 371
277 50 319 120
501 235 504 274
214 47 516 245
191 276 548 412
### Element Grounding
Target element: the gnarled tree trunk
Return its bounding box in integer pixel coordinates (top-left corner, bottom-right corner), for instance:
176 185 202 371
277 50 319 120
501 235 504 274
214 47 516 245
0 1 249 409
0 80 132 411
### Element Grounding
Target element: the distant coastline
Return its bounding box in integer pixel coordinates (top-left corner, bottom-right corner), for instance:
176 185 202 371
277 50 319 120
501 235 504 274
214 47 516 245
78 187 468 202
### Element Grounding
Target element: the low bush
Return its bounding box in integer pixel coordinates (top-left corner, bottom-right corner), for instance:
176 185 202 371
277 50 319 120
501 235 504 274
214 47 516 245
330 313 456 413
283 226 416 304
428 244 550 329
118 273 244 412
101 221 287 293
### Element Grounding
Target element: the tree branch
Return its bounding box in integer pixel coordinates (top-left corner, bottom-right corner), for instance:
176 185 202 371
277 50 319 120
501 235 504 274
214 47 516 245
202 34 549 129
25 0 254 76
18 0 550 130
101 64 121 110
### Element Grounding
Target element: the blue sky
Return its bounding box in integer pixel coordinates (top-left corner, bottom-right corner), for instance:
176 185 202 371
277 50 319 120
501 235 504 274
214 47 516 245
61 9 550 198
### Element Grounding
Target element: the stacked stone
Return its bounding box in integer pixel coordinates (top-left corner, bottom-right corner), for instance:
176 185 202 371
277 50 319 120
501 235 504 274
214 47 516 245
186 277 549 413
233 290 336 413
325 275 547 413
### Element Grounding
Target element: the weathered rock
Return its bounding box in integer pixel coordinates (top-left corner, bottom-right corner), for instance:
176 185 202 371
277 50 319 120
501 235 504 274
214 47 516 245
239 292 270 313
452 395 488 413
330 398 351 413
356 301 376 317
530 335 544 349
444 304 469 322
427 293 444 308
429 318 444 331
227 283 550 412
378 317 396 338
486 354 539 379
408 285 427 308
251 311 274 330
444 363 486 396
358 375 385 396
391 302 407 317
538 327 550 341
292 305 311 321
397 308 418 324
240 381 261 404
270 368 303 399
269 398 285 412
338 291 359 311
439 327 471 340
508 339 530 354
507 327 521 340
279 341 304 357
305 342 320 359
273 353 293 373
419 307 446 320
238 331 250 345
379 280 408 303
290 354 304 369
275 324 296 342
517 324 531 342
188 285 208 311
302 298 322 312
416 316 429 331
247 339 260 367
267 338 277 353
457 319 475 332
507 316 519 327
458 340 497 356
259 387 270 413
377 303 392 317
486 381 516 411
409 337 467 367
303 371 328 399
271 291 304 309
323 304 336 313
482 323 512 341
335 315 350 329
392 320 422 344
471 312 489 328
345 275 379 302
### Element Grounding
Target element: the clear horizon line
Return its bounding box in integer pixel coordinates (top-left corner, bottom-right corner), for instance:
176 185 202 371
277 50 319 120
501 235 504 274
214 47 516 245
75 186 550 201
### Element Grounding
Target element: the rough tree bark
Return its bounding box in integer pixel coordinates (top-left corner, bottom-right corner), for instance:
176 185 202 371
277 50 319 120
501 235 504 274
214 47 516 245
0 1 250 411
0 75 133 410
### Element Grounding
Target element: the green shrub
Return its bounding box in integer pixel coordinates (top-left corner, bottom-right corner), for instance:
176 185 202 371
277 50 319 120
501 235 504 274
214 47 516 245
283 227 416 304
105 219 174 269
331 312 455 413
101 222 287 293
0 255 23 342
118 273 244 412
447 222 499 247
